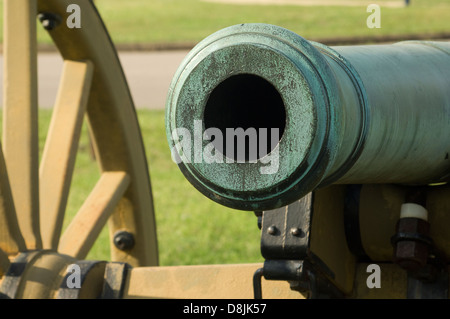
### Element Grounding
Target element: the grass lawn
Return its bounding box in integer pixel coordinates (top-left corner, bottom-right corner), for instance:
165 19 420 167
32 109 263 266
0 0 449 45
77 0 450 44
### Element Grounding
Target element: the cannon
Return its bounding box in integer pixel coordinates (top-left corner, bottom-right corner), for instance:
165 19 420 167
166 24 450 298
166 23 450 212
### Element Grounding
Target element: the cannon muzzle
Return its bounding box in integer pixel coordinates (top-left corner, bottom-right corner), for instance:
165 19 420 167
166 24 450 211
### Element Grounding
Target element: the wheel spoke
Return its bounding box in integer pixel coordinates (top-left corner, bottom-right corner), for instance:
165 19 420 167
2 0 41 250
35 0 159 267
58 172 130 259
0 248 11 277
0 145 26 255
39 60 94 250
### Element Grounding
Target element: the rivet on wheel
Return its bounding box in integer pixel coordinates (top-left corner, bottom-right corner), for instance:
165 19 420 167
113 230 135 251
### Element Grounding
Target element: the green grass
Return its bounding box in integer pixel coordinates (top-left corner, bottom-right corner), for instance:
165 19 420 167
0 0 450 46
31 109 263 266
92 0 450 44
90 0 450 44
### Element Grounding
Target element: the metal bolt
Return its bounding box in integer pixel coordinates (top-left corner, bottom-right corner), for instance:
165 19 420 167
267 225 277 235
392 217 431 272
38 13 61 31
113 230 135 251
290 227 302 237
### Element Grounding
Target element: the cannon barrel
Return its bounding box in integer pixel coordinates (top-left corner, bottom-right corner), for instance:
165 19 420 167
166 24 450 211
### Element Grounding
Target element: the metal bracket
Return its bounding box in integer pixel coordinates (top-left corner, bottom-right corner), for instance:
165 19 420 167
57 260 107 299
57 261 131 299
0 251 44 299
260 195 312 260
256 192 344 299
100 262 131 299
253 258 343 299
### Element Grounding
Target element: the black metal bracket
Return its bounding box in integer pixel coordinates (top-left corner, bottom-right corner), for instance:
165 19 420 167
260 195 312 260
255 192 344 299
0 251 44 299
100 262 131 299
253 258 344 299
57 260 108 299
58 260 131 299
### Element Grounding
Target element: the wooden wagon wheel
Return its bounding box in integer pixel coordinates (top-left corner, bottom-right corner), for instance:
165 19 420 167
0 0 158 298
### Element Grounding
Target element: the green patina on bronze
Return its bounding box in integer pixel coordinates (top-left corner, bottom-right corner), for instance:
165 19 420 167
166 23 450 211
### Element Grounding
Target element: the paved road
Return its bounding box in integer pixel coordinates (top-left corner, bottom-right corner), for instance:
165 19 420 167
0 50 190 110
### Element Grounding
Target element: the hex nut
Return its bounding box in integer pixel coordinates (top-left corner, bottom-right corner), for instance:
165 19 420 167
394 240 429 271
392 218 431 272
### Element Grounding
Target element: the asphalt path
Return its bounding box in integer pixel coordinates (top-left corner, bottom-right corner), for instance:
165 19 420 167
0 50 190 110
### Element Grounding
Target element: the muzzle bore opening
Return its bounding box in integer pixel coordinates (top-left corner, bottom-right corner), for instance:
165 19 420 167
204 74 286 162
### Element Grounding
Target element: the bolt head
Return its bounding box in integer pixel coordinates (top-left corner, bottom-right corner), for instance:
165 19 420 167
113 231 135 251
38 13 61 31
267 225 277 235
42 19 56 30
290 227 302 237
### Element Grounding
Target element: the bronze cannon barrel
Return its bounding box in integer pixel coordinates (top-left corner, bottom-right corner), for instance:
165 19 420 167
166 24 450 211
